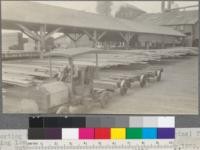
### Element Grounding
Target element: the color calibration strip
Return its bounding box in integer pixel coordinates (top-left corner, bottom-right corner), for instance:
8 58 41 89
28 116 175 140
28 128 175 140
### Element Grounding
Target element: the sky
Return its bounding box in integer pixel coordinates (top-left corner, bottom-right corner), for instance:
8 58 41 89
36 1 199 15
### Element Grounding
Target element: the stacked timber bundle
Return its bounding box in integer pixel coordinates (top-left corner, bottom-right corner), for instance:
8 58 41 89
2 50 40 60
2 47 198 87
2 63 58 87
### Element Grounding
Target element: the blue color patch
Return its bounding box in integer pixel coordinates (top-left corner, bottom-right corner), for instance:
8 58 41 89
142 128 157 139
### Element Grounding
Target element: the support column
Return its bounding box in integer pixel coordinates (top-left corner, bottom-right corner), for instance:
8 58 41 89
83 30 107 48
17 23 63 59
16 24 40 41
64 32 84 48
95 53 99 78
35 40 40 51
39 25 46 59
119 32 134 49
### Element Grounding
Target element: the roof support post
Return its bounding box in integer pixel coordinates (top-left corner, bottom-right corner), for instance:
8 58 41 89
16 24 40 41
39 24 47 59
83 29 107 48
45 27 62 40
95 53 99 78
64 32 84 48
119 32 134 49
17 24 63 57
92 30 97 48
16 23 46 53
34 40 40 51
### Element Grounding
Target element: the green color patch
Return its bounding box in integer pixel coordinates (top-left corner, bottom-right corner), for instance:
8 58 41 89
126 128 142 139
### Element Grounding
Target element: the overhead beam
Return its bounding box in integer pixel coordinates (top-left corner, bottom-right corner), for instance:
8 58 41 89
55 34 66 40
83 30 94 40
83 29 107 48
119 32 134 49
97 31 107 41
64 32 84 48
16 24 40 41
76 33 84 41
45 27 62 40
65 33 83 42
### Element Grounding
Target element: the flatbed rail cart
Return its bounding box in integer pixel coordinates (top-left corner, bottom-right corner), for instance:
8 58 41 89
94 67 163 95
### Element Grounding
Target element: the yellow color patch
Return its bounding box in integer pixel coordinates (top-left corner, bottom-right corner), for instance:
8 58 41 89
111 128 126 139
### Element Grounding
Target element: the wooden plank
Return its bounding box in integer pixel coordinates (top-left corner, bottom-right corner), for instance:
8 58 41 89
93 80 118 90
3 68 51 78
3 63 58 73
2 75 33 87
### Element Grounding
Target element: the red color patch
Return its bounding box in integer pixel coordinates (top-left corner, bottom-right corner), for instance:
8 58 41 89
95 128 110 139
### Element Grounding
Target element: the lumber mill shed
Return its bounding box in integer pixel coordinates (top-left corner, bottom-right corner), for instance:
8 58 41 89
2 1 185 52
133 10 199 47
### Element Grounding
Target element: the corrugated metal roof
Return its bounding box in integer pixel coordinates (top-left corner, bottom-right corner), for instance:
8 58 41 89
2 1 184 36
134 10 199 25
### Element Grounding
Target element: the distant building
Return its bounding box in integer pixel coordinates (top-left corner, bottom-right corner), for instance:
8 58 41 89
2 32 27 50
133 10 199 46
115 3 146 20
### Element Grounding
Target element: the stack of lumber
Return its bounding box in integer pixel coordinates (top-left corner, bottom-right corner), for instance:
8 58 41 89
2 47 198 87
3 73 34 87
2 63 58 87
2 50 40 60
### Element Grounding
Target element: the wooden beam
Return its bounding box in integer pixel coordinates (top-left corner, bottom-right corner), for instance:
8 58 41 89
119 32 134 49
64 33 84 48
95 53 99 77
39 25 47 58
65 33 76 42
119 32 134 42
16 24 40 41
76 33 84 41
45 27 62 40
93 30 97 41
54 34 66 40
97 31 107 40
83 29 107 48
39 25 46 50
83 30 94 40
64 33 83 41
119 32 126 41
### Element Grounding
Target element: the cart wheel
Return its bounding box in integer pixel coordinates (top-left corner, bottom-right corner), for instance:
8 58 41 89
156 70 162 81
56 106 69 114
140 74 146 88
120 80 128 96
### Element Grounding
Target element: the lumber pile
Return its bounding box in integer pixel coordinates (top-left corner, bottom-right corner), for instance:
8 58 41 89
2 50 40 60
2 47 198 87
3 73 34 87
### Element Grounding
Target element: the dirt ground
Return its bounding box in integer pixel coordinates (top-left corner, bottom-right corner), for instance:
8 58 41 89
88 56 199 114
3 56 198 114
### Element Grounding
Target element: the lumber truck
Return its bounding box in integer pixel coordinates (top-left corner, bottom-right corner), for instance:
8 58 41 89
27 50 163 113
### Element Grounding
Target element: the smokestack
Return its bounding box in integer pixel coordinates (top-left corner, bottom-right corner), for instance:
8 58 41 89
161 0 165 12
